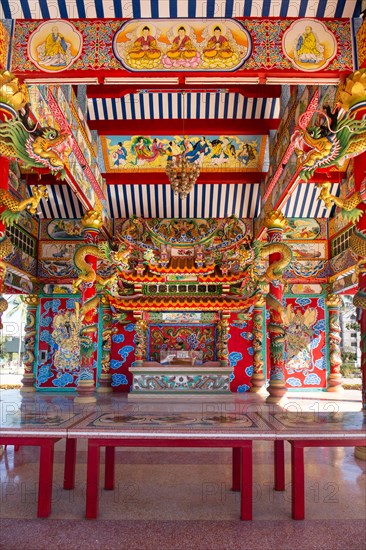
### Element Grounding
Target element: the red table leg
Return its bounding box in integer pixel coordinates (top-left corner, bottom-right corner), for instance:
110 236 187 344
232 447 241 491
105 446 115 490
64 438 77 490
86 441 100 519
38 439 55 518
274 440 285 491
240 442 252 520
291 442 305 520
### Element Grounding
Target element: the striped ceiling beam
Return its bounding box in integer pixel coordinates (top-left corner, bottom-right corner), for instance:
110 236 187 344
28 184 84 219
88 94 280 122
0 0 359 20
281 182 340 218
107 183 261 219
89 118 280 135
86 85 282 99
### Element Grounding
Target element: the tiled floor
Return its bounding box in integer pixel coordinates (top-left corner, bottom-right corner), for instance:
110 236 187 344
0 389 365 549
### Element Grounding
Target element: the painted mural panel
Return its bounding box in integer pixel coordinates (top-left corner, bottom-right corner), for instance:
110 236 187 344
291 284 323 295
109 314 136 392
113 19 251 71
288 240 327 260
44 219 83 240
39 241 76 260
282 297 327 389
282 19 337 71
36 296 89 389
283 218 327 240
4 271 33 293
38 258 77 279
148 324 216 363
228 313 255 393
332 272 358 293
103 135 267 173
330 249 358 275
6 250 36 278
285 259 330 280
12 19 353 74
27 20 83 72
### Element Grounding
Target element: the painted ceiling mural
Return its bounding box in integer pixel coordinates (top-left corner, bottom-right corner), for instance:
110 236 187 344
11 18 353 74
113 19 251 71
103 135 268 172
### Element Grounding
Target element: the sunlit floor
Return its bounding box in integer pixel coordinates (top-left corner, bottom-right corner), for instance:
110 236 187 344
0 388 365 550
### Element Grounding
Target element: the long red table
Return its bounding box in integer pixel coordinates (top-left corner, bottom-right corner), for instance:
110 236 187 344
0 406 83 518
67 410 275 520
2 400 365 521
268 411 366 520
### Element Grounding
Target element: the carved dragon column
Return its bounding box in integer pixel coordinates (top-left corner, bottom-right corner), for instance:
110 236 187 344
325 294 343 392
133 311 148 366
265 211 288 404
20 295 39 392
217 312 230 367
75 210 103 404
250 294 266 392
97 295 116 392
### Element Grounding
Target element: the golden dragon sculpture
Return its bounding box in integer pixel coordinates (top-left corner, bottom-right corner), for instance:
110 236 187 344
72 244 123 321
292 69 366 181
0 186 48 325
319 182 366 309
0 71 69 177
253 241 292 283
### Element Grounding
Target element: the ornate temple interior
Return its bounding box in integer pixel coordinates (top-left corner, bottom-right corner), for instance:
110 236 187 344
0 1 366 547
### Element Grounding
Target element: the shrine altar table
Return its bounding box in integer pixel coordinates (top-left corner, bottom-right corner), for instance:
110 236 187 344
267 411 366 520
67 411 276 520
0 407 83 518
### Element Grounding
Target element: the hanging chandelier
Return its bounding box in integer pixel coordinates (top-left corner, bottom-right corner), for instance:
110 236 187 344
165 91 200 199
166 154 200 200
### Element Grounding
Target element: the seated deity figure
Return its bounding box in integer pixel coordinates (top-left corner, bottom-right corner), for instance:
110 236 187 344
37 25 73 67
129 26 161 60
295 25 324 63
203 26 234 60
166 26 197 59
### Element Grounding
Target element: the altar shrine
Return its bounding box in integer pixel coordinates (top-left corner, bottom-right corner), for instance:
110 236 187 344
0 3 365 410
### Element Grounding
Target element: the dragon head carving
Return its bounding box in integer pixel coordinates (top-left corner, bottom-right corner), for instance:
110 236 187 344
293 70 366 182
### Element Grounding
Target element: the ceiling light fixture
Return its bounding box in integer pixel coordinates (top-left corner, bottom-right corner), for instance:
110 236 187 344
165 92 200 200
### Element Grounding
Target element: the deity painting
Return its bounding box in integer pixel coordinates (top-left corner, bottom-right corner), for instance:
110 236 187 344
28 20 82 72
283 305 318 376
282 19 336 72
162 23 200 69
51 310 80 373
113 19 251 72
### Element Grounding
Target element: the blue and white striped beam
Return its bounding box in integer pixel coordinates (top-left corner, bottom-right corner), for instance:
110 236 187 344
29 181 342 220
0 0 359 19
29 184 85 219
88 93 280 122
281 183 340 218
107 183 260 219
